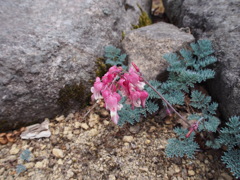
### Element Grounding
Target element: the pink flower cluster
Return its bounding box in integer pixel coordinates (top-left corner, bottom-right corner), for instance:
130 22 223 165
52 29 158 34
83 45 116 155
91 63 148 124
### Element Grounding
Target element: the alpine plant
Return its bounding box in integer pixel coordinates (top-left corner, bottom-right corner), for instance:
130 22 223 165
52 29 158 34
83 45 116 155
91 63 148 124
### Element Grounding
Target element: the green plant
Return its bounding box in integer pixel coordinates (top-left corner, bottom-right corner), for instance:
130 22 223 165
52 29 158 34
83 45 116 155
132 4 152 29
104 45 127 70
215 116 240 178
95 40 240 178
165 127 199 158
58 82 89 111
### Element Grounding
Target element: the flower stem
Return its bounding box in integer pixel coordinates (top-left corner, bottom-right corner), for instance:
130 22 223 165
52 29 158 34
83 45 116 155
83 100 99 118
142 77 191 127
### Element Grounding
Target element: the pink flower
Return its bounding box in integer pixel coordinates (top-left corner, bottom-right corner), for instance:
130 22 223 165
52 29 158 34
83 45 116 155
140 90 148 108
102 89 122 124
128 90 141 109
91 77 104 101
125 67 145 90
118 64 148 109
102 66 122 85
90 63 148 124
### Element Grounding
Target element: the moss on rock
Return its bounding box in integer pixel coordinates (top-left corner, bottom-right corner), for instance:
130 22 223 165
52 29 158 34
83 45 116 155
58 82 90 112
132 5 152 29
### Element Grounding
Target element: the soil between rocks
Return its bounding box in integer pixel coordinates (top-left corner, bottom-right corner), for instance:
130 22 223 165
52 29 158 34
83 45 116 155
0 105 235 180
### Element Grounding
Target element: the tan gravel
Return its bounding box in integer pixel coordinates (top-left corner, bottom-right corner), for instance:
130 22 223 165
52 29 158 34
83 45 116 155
0 106 235 180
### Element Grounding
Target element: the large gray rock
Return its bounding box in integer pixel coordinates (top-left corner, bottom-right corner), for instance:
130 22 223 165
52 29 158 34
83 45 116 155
163 0 240 119
0 0 151 131
122 22 194 80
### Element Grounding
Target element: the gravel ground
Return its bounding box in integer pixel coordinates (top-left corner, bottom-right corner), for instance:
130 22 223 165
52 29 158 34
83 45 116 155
0 105 235 180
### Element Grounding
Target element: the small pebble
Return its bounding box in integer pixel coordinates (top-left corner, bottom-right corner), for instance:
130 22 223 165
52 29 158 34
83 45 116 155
129 125 140 134
145 139 151 144
10 144 20 155
123 136 134 143
188 170 195 176
108 174 116 180
80 123 89 130
74 122 81 129
89 129 98 137
55 115 65 122
52 148 64 158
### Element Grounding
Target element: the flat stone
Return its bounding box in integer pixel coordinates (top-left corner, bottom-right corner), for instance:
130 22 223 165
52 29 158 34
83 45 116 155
35 159 49 168
73 130 81 135
129 124 140 134
74 122 81 129
220 172 233 180
123 136 134 143
80 123 89 130
103 120 110 126
67 133 73 140
57 159 64 165
25 162 35 169
66 170 74 179
139 167 148 172
188 170 195 176
10 145 20 155
55 115 65 122
174 165 181 173
99 109 109 118
108 174 116 180
145 139 151 144
88 113 100 127
0 167 5 175
52 148 64 158
122 22 194 81
88 129 98 137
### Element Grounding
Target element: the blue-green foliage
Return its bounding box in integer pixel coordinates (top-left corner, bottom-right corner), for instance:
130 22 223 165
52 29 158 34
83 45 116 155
20 149 31 162
189 90 220 133
16 164 27 175
216 116 240 178
164 40 221 158
118 98 159 126
104 45 127 70
222 149 240 178
217 116 240 150
165 127 199 158
103 40 239 178
158 40 216 107
118 39 218 129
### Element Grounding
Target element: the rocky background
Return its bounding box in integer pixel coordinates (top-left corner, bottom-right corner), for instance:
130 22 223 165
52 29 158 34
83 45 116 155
163 0 240 121
0 0 151 131
1 0 239 131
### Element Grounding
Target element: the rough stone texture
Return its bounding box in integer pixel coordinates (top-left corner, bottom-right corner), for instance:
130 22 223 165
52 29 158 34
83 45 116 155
122 22 194 80
163 0 240 119
0 0 151 131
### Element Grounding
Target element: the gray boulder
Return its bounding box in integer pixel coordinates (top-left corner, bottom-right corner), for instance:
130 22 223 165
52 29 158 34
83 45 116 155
0 0 151 131
122 22 194 80
163 0 240 119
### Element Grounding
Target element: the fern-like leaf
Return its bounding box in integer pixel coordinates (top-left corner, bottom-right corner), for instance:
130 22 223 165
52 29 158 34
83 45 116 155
222 149 240 179
165 128 199 158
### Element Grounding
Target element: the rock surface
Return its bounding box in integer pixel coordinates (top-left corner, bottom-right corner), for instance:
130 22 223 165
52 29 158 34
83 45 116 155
0 0 150 131
163 0 240 119
122 22 194 80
